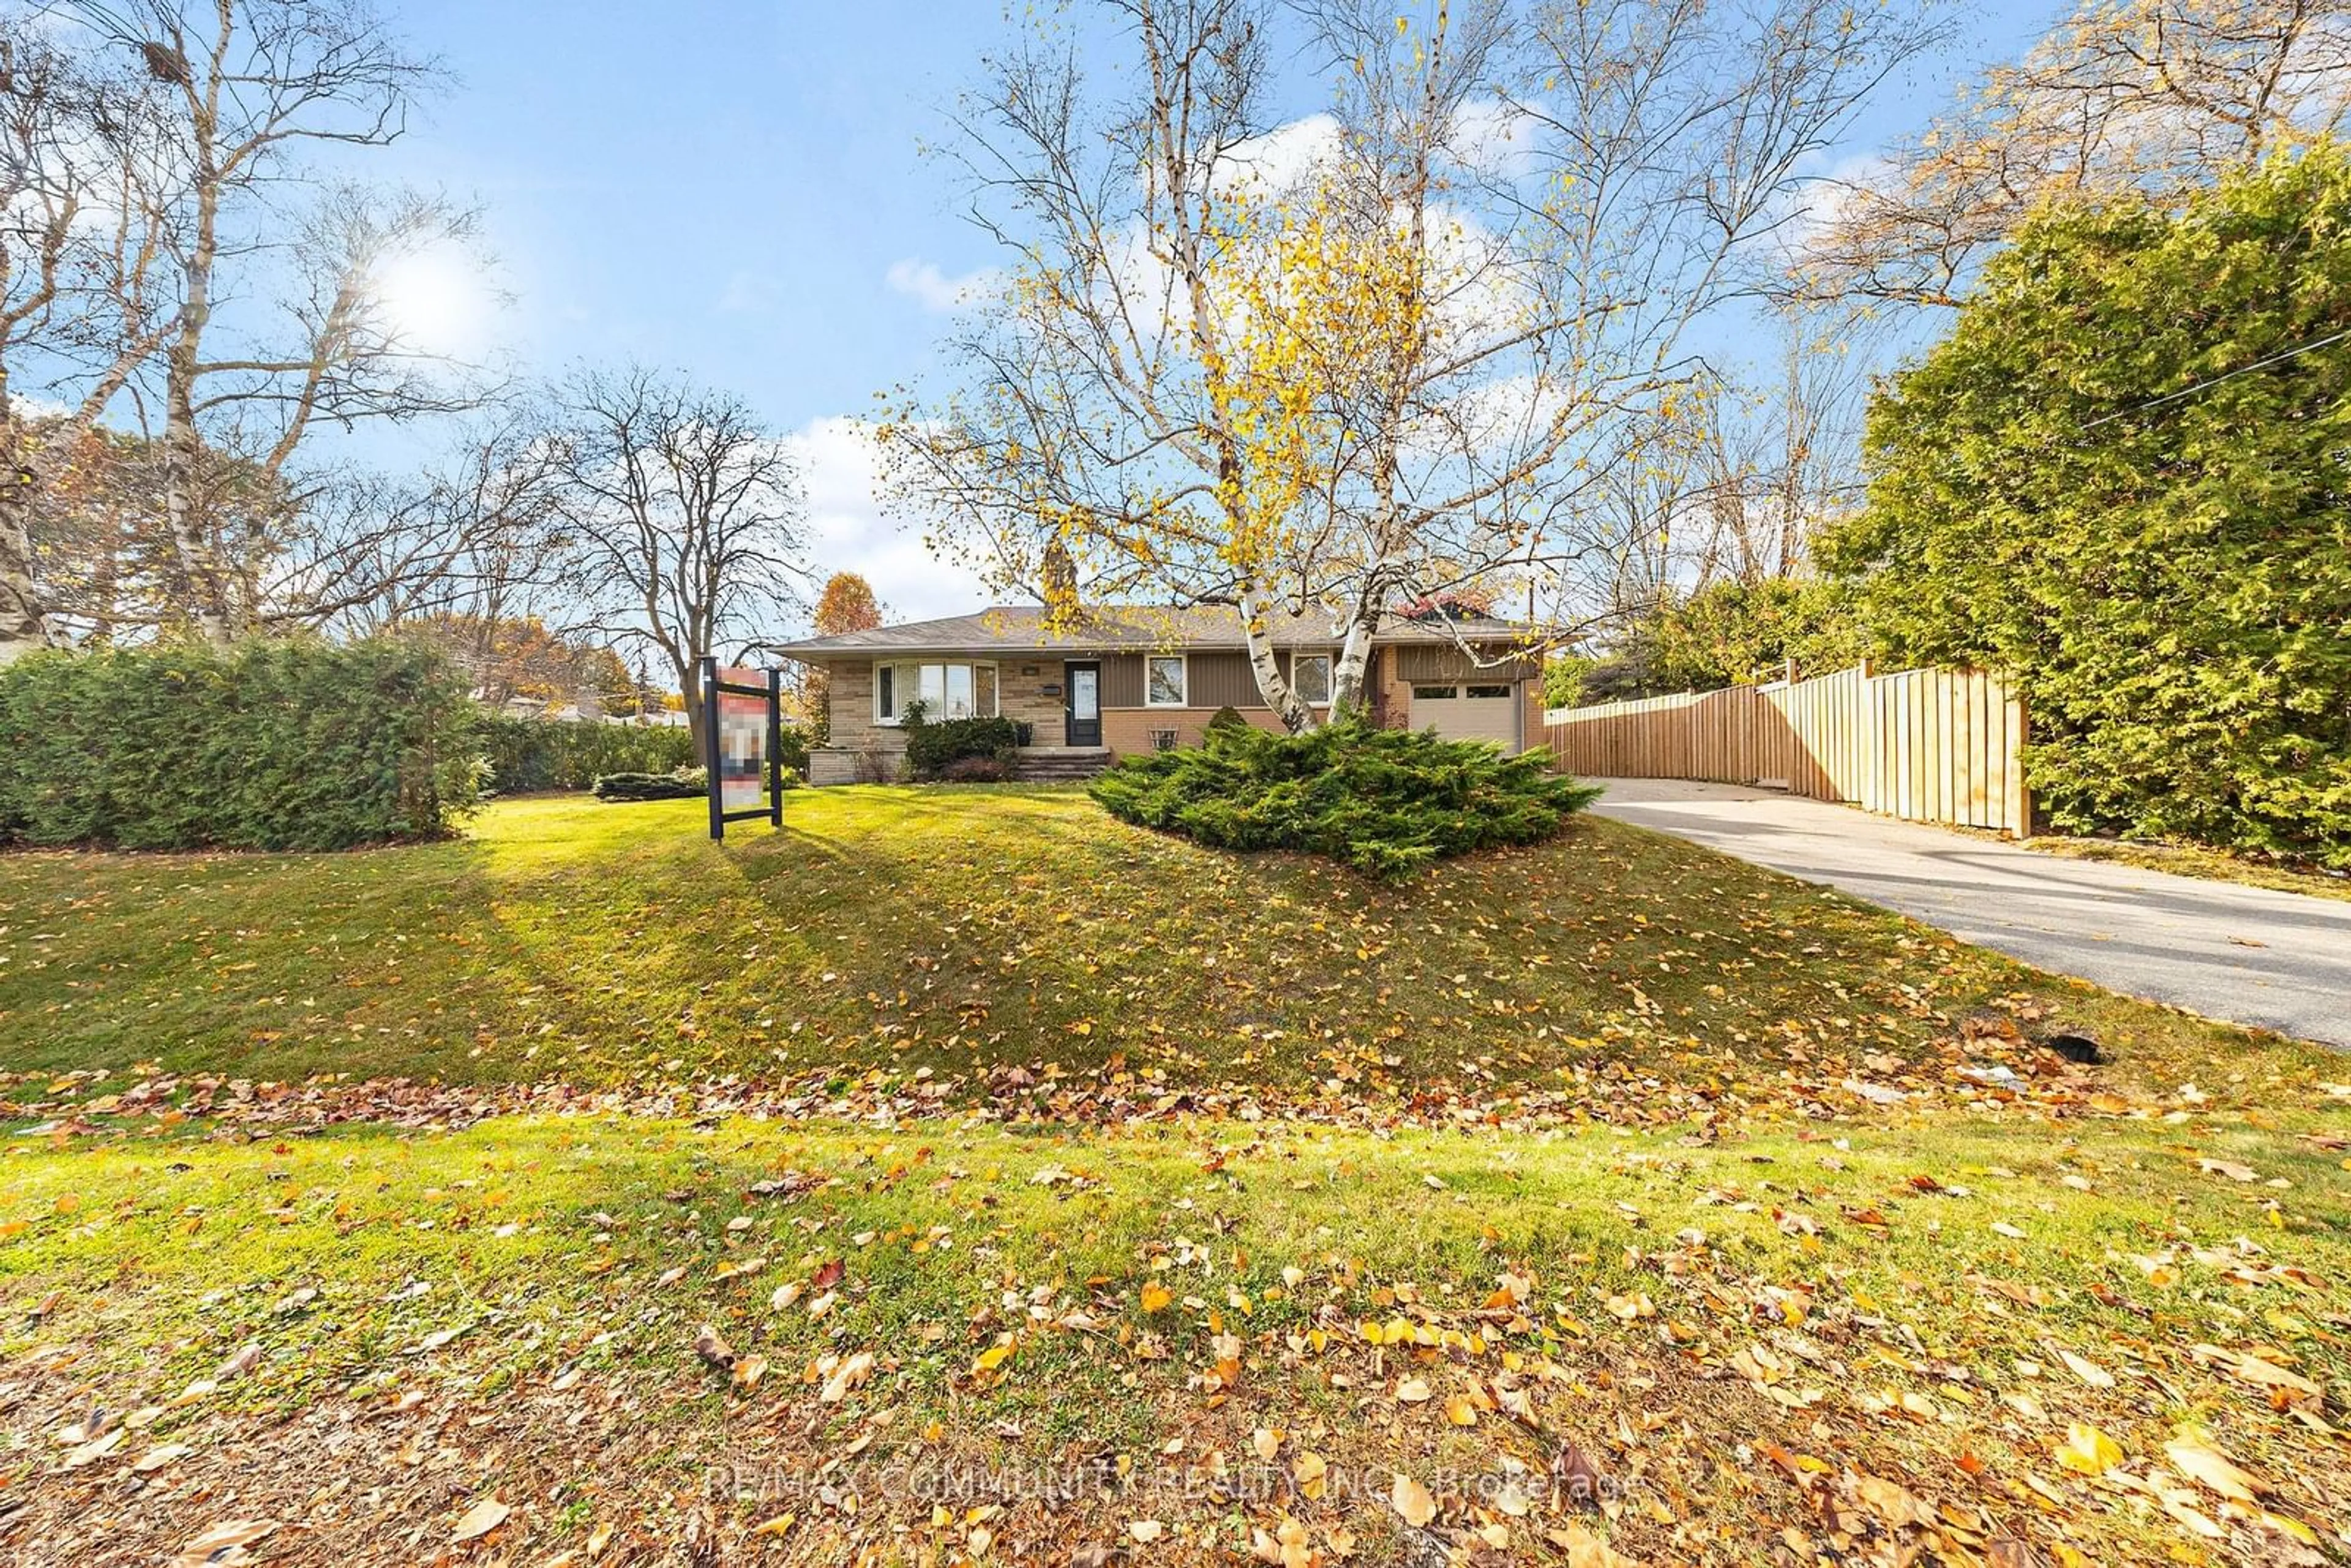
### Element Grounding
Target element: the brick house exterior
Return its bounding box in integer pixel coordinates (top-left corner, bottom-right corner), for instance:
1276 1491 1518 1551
768 606 1547 784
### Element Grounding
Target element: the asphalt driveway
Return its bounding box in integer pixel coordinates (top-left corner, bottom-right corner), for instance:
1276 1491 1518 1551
1587 778 2351 1048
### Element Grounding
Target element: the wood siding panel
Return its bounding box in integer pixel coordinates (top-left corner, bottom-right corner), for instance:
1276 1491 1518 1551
1098 653 1145 709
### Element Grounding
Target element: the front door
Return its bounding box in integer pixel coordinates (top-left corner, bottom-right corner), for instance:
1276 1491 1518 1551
1064 661 1101 747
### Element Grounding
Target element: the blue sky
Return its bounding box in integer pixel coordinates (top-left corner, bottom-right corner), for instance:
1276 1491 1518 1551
358 0 2060 626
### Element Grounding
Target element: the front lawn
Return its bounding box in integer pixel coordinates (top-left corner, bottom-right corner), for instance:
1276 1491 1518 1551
2 788 2344 1566
0 789 2319 1101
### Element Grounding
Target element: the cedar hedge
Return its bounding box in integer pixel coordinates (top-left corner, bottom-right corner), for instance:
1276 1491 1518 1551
0 639 482 851
1832 146 2351 866
1089 718 1600 879
479 715 696 793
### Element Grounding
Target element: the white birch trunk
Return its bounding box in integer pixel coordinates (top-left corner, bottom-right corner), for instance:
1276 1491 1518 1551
1238 585 1315 733
1329 609 1378 719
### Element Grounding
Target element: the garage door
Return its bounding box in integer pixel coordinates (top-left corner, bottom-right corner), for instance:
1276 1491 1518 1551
1411 682 1521 749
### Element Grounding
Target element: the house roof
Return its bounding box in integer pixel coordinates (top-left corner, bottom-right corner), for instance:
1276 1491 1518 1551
766 604 1535 659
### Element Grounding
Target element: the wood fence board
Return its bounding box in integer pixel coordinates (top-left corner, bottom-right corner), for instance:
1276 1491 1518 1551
1546 662 2028 834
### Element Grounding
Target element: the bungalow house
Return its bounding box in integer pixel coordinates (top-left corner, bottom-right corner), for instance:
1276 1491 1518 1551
767 604 1547 784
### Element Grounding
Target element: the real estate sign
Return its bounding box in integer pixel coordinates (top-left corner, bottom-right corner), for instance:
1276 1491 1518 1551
699 658 784 840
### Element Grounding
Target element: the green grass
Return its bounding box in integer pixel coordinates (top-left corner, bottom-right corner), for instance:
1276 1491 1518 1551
2 787 2345 1564
0 789 2323 1102
1 1105 2344 1564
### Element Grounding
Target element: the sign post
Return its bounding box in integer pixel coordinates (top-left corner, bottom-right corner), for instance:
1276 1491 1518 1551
699 655 785 841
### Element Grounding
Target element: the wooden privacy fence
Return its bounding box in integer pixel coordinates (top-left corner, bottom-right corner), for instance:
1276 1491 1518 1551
1545 663 2030 833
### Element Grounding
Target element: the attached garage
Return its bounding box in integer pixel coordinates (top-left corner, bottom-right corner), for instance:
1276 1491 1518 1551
1409 681 1523 749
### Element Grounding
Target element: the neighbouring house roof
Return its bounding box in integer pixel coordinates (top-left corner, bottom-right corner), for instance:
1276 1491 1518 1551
766 604 1538 660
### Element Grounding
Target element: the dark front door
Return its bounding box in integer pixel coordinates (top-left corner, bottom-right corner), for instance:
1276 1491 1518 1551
1064 661 1101 747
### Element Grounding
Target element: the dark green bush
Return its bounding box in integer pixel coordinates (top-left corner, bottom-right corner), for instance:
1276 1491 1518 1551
592 768 708 801
0 639 481 851
479 716 696 792
1204 704 1250 733
1089 718 1600 879
902 711 1020 781
1833 146 2351 865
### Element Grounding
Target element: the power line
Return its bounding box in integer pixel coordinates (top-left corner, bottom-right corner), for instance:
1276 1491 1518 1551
2077 326 2351 432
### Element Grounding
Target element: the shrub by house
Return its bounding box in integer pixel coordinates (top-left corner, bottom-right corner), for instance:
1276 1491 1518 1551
1089 719 1600 879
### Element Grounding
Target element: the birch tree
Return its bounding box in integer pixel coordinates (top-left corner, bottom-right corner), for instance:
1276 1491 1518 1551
59 0 471 640
0 24 173 661
880 0 1938 727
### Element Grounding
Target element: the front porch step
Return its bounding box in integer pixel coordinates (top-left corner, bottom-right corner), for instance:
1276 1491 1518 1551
1015 747 1114 782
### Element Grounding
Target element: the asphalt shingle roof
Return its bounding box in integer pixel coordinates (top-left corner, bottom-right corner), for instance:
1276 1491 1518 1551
767 604 1531 659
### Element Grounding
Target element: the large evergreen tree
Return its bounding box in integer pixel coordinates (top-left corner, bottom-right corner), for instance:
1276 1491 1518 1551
1828 144 2351 865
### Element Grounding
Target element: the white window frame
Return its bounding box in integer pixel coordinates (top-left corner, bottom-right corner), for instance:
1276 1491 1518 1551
874 659 1000 726
1291 651 1334 707
1144 653 1188 708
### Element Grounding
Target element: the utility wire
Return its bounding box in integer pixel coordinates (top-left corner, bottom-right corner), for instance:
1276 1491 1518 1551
2077 326 2351 431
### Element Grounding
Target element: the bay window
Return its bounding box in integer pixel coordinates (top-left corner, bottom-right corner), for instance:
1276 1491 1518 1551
875 660 999 724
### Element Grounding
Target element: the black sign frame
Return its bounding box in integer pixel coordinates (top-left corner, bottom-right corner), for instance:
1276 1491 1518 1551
699 655 784 841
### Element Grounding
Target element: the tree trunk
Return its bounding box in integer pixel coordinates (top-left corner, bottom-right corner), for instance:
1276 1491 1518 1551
0 436 49 663
1330 610 1379 719
679 654 709 770
1239 585 1315 732
165 176 230 643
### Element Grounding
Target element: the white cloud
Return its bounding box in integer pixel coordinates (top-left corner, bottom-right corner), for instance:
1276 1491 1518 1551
784 415 993 626
885 258 1000 313
1217 114 1343 197
1765 151 1900 261
1447 98 1545 180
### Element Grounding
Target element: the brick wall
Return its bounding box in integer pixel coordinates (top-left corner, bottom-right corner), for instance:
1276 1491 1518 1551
1100 705 1286 754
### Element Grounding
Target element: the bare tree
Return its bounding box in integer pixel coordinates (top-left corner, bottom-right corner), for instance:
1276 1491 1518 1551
1792 0 2351 308
0 22 174 660
59 0 469 640
541 366 808 760
265 404 562 636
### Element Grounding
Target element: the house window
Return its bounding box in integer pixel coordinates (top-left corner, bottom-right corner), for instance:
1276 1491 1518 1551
1145 655 1187 707
1412 685 1457 700
1465 684 1512 699
1292 653 1333 705
876 661 999 724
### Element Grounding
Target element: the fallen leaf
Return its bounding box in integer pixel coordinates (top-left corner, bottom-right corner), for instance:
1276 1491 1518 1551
819 1350 874 1402
1390 1471 1438 1528
170 1520 276 1568
452 1495 511 1542
2055 1422 2122 1477
692 1324 737 1371
2164 1434 2259 1503
134 1442 193 1473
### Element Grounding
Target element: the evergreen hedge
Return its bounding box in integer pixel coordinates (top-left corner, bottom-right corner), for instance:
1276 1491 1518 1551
1832 146 2351 866
1089 719 1600 879
0 639 482 851
479 715 697 793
